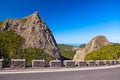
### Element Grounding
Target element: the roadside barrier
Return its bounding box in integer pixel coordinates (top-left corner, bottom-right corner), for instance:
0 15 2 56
0 59 3 69
49 60 62 68
32 60 45 68
64 60 76 68
77 60 87 67
0 59 120 69
86 60 96 67
11 59 26 69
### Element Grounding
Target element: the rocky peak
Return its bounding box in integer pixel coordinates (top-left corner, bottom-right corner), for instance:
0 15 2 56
85 36 110 53
25 11 41 23
0 12 62 60
73 35 111 62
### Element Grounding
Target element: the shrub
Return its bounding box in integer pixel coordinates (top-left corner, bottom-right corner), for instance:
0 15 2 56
0 31 25 66
23 48 55 66
85 43 120 60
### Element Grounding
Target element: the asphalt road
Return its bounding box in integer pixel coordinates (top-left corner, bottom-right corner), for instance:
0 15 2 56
0 67 120 80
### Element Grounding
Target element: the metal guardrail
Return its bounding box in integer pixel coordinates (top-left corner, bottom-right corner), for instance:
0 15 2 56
0 59 120 69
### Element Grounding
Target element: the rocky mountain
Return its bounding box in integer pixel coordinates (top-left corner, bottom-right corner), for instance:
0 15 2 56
0 12 62 60
73 36 111 62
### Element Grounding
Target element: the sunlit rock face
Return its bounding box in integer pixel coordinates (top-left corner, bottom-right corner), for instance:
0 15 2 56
0 12 62 60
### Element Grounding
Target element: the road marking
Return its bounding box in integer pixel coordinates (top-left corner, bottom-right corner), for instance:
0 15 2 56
0 65 120 74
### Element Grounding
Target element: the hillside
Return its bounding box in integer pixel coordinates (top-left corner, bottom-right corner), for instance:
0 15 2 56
85 43 120 60
73 36 111 62
0 31 54 66
58 44 76 60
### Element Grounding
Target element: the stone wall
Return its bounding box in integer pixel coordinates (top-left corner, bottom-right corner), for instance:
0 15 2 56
98 60 106 66
78 60 88 67
32 60 45 68
0 59 3 69
49 60 61 68
11 59 26 69
86 60 96 67
64 60 76 68
0 59 120 69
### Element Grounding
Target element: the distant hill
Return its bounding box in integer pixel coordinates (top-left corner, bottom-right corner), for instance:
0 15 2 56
79 44 86 48
73 36 111 62
85 43 120 60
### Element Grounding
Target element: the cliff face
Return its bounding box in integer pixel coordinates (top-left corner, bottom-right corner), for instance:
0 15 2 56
0 12 62 60
73 36 111 62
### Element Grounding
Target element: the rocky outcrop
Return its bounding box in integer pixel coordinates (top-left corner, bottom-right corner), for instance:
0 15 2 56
0 12 62 60
73 36 111 62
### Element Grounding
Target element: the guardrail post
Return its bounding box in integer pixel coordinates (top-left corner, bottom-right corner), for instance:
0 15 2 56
64 60 76 68
0 59 3 69
11 59 26 69
49 60 61 68
32 60 45 68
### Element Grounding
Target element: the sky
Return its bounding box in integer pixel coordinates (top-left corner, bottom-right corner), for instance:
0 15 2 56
0 0 120 44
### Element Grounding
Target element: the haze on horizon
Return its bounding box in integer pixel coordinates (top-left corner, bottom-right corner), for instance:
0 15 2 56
0 0 120 44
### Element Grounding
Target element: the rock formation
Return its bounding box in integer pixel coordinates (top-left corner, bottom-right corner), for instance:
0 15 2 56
0 12 62 60
73 36 111 62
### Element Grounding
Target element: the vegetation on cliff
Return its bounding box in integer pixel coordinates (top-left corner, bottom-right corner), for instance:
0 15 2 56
0 21 3 27
21 18 28 23
58 44 75 60
85 43 120 60
0 31 54 66
24 48 54 65
0 31 25 66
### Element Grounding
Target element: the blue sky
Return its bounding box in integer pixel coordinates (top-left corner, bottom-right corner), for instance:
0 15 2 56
0 0 120 44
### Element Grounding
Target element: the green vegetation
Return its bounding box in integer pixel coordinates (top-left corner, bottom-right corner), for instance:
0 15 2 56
58 44 75 60
0 31 25 66
24 48 55 65
0 31 54 66
0 21 3 27
85 43 120 60
21 18 27 23
79 44 86 48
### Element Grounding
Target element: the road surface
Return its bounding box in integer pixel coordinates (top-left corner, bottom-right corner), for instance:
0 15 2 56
0 67 120 80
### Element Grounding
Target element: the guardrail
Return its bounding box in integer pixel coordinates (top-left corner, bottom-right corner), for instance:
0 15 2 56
0 59 120 69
